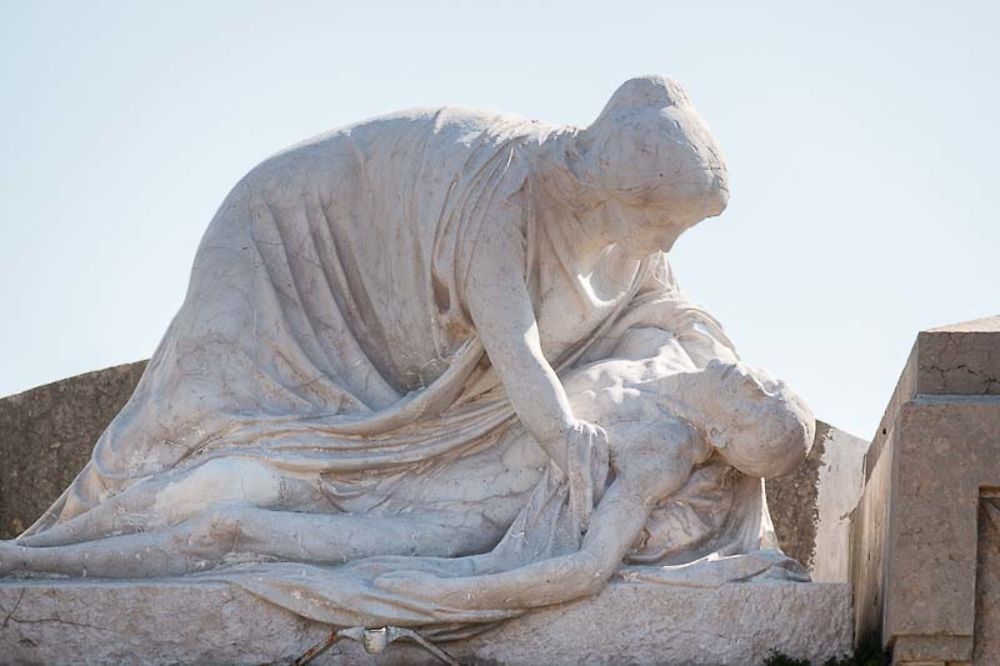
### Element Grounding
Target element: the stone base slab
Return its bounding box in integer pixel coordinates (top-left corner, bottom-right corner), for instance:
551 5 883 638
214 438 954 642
0 578 851 665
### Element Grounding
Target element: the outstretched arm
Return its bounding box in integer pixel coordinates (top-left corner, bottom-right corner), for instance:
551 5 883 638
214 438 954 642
464 214 607 524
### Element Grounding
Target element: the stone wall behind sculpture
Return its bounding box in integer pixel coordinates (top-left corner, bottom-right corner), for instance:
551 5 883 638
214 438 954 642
0 361 147 538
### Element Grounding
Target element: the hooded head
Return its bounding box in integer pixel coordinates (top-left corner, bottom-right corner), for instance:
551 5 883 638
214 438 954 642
563 76 730 253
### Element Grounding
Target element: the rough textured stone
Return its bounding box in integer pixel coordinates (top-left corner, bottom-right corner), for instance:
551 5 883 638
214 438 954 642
0 361 146 539
0 578 852 665
766 423 825 570
766 421 867 578
849 315 1000 664
916 316 1000 395
850 418 892 647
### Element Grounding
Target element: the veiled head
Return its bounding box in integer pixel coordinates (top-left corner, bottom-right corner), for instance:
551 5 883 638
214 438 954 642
571 76 730 252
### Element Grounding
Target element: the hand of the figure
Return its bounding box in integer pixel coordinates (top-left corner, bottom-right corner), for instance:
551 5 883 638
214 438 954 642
563 420 610 534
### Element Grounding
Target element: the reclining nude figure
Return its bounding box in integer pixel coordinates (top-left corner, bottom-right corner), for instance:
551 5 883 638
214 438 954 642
375 327 814 611
1 75 814 631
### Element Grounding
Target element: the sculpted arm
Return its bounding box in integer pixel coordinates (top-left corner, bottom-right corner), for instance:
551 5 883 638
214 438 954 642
464 220 579 472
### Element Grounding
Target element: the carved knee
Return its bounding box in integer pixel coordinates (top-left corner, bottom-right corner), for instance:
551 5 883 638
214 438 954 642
159 459 283 525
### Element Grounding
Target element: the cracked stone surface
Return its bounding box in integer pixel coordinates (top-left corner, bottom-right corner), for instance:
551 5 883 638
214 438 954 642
0 578 852 665
917 315 1000 395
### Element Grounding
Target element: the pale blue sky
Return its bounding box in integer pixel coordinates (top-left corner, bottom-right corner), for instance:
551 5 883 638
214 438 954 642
1 1 997 439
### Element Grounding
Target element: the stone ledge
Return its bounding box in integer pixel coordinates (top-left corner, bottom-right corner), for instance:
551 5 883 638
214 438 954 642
0 578 852 665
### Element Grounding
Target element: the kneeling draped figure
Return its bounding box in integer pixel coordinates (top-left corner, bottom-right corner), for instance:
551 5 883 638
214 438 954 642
2 75 815 634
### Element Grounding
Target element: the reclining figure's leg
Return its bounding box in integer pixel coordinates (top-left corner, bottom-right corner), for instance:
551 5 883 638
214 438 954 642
18 458 321 547
1 505 480 578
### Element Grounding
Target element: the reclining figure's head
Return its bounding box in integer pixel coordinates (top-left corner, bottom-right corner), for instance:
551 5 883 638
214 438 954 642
698 360 815 478
570 75 730 253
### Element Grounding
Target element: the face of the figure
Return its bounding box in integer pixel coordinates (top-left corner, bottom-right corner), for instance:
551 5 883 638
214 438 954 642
604 199 705 257
700 361 814 479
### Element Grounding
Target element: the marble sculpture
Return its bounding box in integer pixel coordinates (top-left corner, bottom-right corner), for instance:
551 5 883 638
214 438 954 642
0 76 815 640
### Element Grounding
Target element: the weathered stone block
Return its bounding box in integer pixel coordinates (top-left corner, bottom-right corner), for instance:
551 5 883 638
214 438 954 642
0 361 146 539
767 421 867 580
0 578 851 665
0 361 861 574
849 315 1000 664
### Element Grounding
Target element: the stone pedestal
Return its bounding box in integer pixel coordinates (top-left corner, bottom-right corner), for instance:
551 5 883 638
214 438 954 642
0 578 851 665
850 315 1000 665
